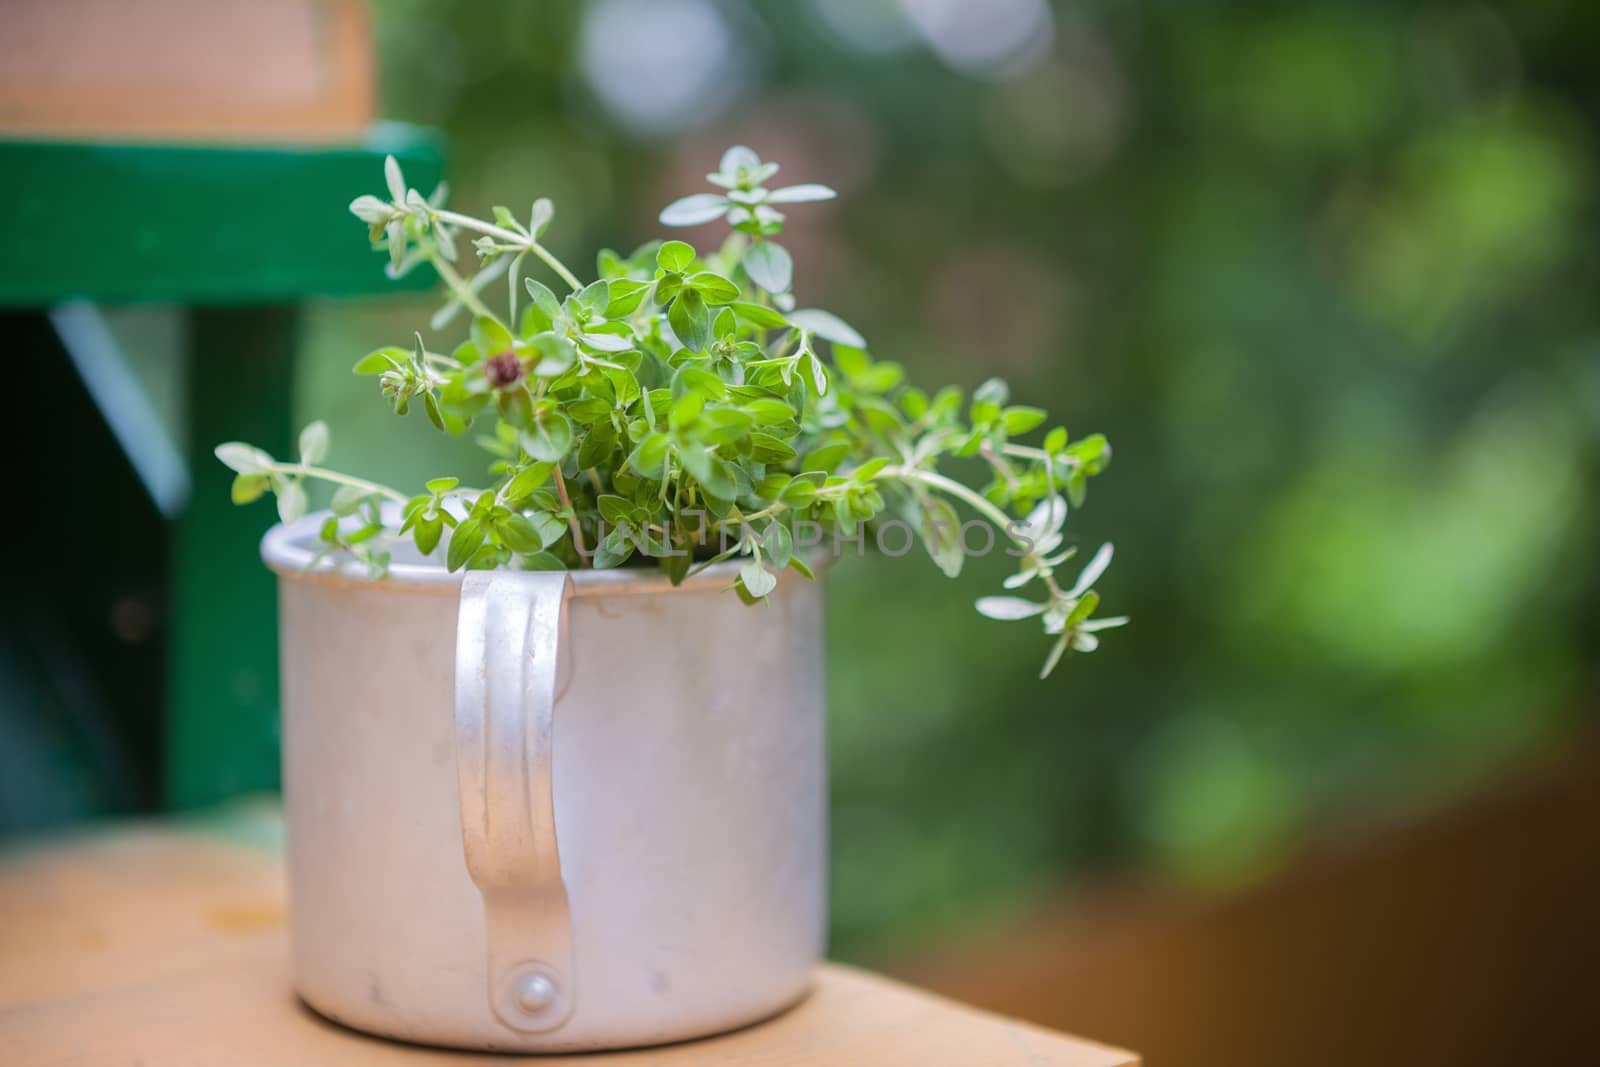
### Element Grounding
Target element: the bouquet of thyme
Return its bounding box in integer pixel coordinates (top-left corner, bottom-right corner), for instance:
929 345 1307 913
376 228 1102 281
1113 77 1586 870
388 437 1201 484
218 147 1125 676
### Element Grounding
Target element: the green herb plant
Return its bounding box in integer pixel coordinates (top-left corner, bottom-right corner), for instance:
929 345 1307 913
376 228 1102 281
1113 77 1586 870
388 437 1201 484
217 146 1126 675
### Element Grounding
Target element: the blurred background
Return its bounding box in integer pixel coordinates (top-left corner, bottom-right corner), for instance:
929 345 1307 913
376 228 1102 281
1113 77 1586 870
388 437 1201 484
3 1 1599 1063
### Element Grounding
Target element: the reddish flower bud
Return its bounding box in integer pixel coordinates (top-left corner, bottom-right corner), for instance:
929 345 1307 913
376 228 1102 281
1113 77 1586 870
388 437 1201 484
485 351 523 389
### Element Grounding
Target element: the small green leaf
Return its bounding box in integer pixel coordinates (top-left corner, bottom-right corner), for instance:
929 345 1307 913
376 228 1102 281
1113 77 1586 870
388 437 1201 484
401 494 430 523
657 240 696 273
1040 633 1071 679
786 308 863 347
718 145 762 180
850 457 890 482
531 332 577 376
659 193 730 227
750 433 797 463
597 494 633 525
577 421 618 469
493 205 521 231
669 390 705 429
779 479 817 508
447 517 485 572
669 289 712 352
566 397 613 424
1067 543 1114 598
1064 590 1100 629
498 514 545 554
579 331 634 353
731 302 788 329
700 407 753 445
503 463 553 501
663 549 692 586
680 446 736 499
677 366 727 399
604 279 651 318
801 441 849 473
1067 433 1112 474
628 432 671 478
974 596 1048 621
742 241 792 294
766 183 836 204
688 271 740 305
466 543 503 571
833 344 870 381
530 197 554 238
974 377 1010 407
755 473 793 499
805 350 828 396
920 496 963 578
763 522 795 568
524 278 563 320
384 154 407 201
747 397 796 424
1001 406 1047 435
349 194 392 224
230 473 269 505
592 526 636 569
1067 468 1088 508
215 443 274 475
353 347 407 375
277 480 307 524
574 279 611 319
471 316 514 356
330 484 366 515
522 410 574 463
414 512 444 555
740 559 778 599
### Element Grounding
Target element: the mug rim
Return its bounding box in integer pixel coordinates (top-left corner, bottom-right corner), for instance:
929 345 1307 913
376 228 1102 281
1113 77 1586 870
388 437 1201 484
261 508 813 597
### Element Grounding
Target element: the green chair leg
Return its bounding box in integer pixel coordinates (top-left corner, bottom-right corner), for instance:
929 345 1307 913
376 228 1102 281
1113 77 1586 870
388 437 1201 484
167 306 298 810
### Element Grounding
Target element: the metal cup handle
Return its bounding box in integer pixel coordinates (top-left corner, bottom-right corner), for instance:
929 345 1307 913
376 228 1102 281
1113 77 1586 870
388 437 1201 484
455 570 577 1033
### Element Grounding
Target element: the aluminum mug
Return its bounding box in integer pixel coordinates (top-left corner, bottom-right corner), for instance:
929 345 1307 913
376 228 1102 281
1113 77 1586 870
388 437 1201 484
263 511 826 1051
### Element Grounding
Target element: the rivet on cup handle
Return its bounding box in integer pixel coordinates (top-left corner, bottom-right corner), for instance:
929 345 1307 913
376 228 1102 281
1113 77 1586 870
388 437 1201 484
455 571 577 1033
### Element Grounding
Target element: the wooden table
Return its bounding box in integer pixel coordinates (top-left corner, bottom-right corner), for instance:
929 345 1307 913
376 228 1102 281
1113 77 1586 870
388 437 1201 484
0 815 1136 1066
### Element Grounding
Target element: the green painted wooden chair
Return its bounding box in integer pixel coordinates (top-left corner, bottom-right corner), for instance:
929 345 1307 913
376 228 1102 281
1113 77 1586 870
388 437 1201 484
0 126 444 818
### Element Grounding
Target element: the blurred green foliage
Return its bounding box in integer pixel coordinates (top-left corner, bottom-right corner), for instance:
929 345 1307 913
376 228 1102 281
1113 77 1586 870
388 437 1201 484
295 0 1600 958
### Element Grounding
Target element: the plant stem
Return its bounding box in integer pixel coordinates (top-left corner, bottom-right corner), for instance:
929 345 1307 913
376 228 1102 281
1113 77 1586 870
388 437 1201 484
889 467 1016 534
507 250 527 324
1001 442 1079 470
269 463 409 505
427 252 500 322
528 241 584 293
428 208 524 245
978 444 1020 494
550 466 591 564
706 479 856 533
1000 443 1050 462
429 208 584 292
887 465 1072 601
